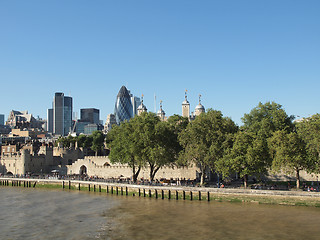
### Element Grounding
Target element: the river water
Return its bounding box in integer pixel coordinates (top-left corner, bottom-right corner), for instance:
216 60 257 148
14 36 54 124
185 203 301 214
1 187 320 240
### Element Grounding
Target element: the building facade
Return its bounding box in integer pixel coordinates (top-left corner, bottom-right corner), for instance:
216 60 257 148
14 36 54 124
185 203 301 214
0 114 4 126
48 92 73 136
114 86 134 124
80 108 100 124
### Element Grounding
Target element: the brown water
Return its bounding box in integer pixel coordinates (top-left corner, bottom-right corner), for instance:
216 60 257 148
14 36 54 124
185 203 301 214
1 187 320 240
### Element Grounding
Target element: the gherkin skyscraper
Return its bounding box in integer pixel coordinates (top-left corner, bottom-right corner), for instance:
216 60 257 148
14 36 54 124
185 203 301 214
114 86 134 124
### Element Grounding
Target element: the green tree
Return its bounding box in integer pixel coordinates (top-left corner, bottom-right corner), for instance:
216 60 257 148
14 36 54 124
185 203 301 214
296 114 320 172
179 109 238 185
269 130 311 189
242 101 294 137
216 131 269 188
107 120 143 182
133 112 180 181
91 131 105 156
77 134 87 148
55 135 76 148
233 101 296 182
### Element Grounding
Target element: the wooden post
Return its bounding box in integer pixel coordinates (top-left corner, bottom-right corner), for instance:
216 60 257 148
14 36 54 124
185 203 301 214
24 181 26 187
33 182 36 188
149 189 152 198
168 190 171 200
207 192 210 201
107 186 109 193
161 190 164 199
89 184 91 192
94 185 96 192
78 183 81 191
111 186 113 194
183 191 185 200
143 189 146 197
126 187 128 196
176 190 179 200
99 185 101 192
199 191 201 201
62 181 65 189
121 187 123 195
190 191 193 201
155 189 158 199
139 189 141 197
69 181 71 190
116 187 118 195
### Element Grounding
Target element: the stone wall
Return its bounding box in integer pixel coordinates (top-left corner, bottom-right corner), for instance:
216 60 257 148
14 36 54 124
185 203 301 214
67 156 199 180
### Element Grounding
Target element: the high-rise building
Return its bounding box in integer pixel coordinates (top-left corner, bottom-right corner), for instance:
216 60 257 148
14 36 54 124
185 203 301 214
131 96 141 116
114 86 134 124
80 108 100 124
104 114 117 133
0 114 4 126
49 92 73 136
47 109 53 133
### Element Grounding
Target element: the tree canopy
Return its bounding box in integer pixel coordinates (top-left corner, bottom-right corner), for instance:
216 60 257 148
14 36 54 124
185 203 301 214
179 109 238 185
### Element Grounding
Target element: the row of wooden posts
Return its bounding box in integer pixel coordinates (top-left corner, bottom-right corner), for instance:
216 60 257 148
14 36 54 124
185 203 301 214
0 180 36 188
63 181 211 201
1 180 211 201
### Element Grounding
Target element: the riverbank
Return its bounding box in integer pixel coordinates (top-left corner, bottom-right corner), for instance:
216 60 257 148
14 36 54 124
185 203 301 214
1 177 320 207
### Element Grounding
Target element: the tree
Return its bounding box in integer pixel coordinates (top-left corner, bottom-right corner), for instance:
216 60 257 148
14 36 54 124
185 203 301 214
234 101 296 183
133 112 180 181
216 131 269 188
91 131 105 156
242 101 294 138
179 109 238 185
296 114 320 172
77 135 87 148
106 120 143 182
269 130 311 189
55 135 76 148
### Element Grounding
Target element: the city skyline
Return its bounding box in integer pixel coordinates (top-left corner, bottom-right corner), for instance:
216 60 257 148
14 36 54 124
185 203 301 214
0 1 319 125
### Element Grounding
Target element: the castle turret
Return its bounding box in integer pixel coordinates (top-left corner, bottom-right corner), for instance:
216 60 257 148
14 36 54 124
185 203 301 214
157 100 166 121
182 90 190 118
137 94 147 116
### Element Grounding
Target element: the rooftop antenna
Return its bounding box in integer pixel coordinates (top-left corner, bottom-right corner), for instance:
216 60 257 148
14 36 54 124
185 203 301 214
185 89 188 101
199 94 202 104
154 93 156 113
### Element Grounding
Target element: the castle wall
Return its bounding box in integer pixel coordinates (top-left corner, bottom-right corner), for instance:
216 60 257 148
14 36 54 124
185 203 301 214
67 156 199 180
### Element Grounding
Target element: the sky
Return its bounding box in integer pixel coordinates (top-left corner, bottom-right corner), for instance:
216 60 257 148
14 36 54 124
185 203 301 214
0 0 319 125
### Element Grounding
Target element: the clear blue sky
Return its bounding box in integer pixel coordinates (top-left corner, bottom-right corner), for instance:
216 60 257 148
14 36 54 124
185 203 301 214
0 0 319 125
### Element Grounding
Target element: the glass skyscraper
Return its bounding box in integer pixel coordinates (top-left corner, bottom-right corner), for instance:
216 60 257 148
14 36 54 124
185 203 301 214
114 86 134 124
48 92 73 136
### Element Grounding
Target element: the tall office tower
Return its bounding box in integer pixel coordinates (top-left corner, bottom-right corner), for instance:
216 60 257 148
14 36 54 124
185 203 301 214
131 96 141 116
47 109 53 133
80 108 100 124
51 92 73 136
114 86 134 124
104 114 117 132
0 114 4 125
